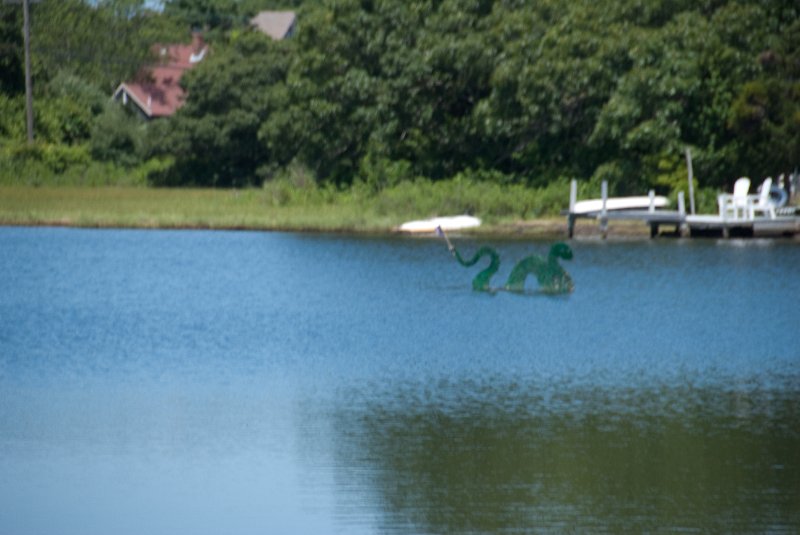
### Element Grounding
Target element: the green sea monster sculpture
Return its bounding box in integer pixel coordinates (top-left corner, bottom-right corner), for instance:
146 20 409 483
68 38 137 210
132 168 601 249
453 245 501 292
436 226 499 291
436 227 574 294
504 242 574 294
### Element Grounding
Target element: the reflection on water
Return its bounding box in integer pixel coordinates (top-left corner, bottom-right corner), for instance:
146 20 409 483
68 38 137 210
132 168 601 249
1 228 799 534
331 376 799 533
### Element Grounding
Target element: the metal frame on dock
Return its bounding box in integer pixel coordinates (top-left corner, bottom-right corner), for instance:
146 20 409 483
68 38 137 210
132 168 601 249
566 179 688 239
565 179 800 239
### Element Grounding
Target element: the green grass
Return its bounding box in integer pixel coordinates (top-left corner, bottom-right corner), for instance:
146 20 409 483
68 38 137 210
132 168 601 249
0 186 376 231
0 178 574 235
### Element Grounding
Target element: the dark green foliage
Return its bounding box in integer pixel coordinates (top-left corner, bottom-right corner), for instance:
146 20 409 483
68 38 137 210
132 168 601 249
726 16 800 179
198 0 794 191
163 0 242 30
4 141 91 175
0 5 23 95
43 71 107 144
0 94 24 139
0 0 798 201
159 32 293 186
90 104 147 167
30 0 168 93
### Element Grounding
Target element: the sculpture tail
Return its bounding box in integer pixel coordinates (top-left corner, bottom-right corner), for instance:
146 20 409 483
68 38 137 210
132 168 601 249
435 226 455 254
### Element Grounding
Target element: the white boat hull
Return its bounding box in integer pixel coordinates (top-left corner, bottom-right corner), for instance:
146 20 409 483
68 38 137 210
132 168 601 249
399 215 481 233
572 196 669 215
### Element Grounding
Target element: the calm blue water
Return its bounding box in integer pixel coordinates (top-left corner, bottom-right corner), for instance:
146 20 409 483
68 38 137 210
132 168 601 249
1 227 798 534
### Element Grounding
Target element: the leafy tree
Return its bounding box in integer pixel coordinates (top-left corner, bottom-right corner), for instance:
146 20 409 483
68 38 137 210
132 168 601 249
159 31 292 186
727 16 800 180
44 71 107 143
474 0 635 186
162 0 242 30
164 0 800 189
0 94 25 139
0 4 23 94
255 0 387 185
3 0 798 193
28 0 147 92
90 103 147 167
256 0 500 185
588 3 778 191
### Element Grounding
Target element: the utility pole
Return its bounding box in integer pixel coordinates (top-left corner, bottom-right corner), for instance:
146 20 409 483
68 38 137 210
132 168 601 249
23 0 33 144
4 0 39 144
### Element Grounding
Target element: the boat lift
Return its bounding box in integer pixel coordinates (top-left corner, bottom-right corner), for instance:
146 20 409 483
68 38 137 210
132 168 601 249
565 150 799 239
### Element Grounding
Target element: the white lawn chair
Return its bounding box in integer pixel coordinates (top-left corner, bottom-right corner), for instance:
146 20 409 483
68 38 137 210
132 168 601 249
718 177 751 220
747 177 776 219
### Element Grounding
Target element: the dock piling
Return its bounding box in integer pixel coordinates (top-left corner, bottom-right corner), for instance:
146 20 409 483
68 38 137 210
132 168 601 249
678 192 689 237
568 179 577 238
569 179 577 213
600 180 608 239
685 148 696 215
648 190 659 236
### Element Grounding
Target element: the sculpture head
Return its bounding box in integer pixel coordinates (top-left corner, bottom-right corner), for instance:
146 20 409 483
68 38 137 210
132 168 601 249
549 242 573 261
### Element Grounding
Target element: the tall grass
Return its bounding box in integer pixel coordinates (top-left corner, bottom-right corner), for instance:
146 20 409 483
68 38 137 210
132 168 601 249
259 165 572 226
0 186 361 230
0 175 572 233
368 177 570 222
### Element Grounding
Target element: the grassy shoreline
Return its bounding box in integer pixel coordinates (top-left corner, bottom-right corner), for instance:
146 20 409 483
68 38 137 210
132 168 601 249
0 185 652 238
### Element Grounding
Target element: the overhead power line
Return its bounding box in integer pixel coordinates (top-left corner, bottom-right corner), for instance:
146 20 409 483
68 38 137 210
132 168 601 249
0 43 200 73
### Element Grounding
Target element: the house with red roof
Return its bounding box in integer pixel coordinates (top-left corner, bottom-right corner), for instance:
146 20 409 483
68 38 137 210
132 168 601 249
113 32 208 119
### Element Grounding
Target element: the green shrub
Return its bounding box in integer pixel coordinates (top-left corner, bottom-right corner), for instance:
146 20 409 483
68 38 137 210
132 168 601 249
358 153 417 193
0 141 160 186
261 161 330 206
370 176 569 222
90 104 146 167
693 187 720 215
0 95 25 140
6 142 91 173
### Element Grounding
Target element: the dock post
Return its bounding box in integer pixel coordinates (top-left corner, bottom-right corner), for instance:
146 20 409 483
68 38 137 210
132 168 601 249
600 180 608 239
678 191 689 237
685 147 696 215
648 189 656 237
568 179 577 238
569 179 577 213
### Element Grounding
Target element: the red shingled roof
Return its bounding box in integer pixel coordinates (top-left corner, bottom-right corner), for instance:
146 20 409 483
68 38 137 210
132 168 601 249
113 34 208 118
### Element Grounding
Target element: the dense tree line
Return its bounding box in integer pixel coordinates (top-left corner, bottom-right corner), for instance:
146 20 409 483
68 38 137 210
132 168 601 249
1 0 798 195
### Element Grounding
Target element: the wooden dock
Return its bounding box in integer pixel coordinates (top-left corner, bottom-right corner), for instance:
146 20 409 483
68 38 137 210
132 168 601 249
565 179 800 239
684 213 800 238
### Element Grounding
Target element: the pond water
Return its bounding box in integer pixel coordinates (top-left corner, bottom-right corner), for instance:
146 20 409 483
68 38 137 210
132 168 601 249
1 227 798 534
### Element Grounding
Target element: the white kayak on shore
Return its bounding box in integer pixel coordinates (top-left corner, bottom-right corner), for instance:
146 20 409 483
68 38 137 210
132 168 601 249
399 215 482 233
